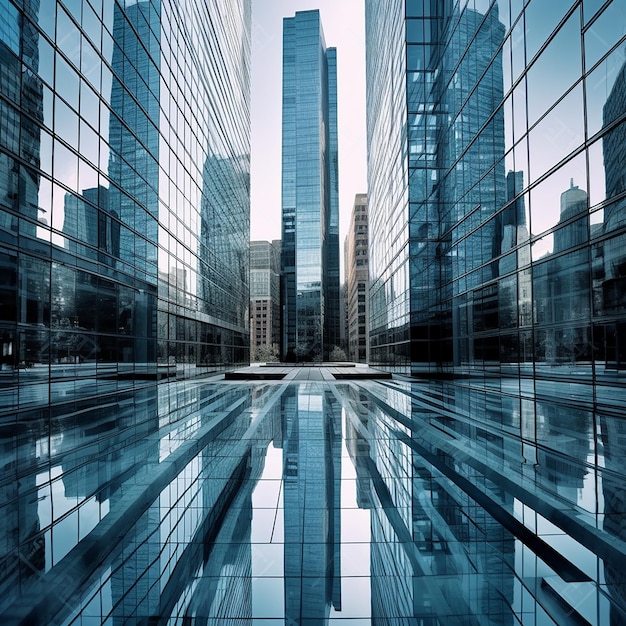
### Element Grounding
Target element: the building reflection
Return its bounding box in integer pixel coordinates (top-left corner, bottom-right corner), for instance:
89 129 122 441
600 413 626 623
63 186 120 266
106 384 278 624
0 386 160 616
0 0 44 392
0 408 45 614
282 384 342 621
197 153 250 367
600 58 626 370
534 400 591 503
354 382 518 624
532 180 592 365
0 0 43 237
365 0 626 390
344 385 373 510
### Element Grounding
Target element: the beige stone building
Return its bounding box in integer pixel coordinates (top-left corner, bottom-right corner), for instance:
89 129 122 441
344 194 369 363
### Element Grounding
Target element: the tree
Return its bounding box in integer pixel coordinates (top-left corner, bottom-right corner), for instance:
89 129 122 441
329 345 347 362
251 343 279 363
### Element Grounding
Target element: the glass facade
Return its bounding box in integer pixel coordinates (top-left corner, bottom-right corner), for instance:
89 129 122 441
3 372 625 623
363 0 626 621
366 0 626 384
0 0 251 419
281 9 340 362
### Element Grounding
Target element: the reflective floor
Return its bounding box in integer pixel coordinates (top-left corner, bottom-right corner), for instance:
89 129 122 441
2 371 626 624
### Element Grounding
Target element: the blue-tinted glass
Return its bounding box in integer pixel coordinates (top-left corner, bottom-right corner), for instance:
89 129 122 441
526 9 582 128
281 10 339 361
1 377 613 622
585 39 626 138
584 0 626 70
528 83 584 185
56 6 80 68
34 1 56 40
35 33 55 86
55 53 79 109
524 0 576 63
365 0 625 387
0 0 20 54
54 95 78 146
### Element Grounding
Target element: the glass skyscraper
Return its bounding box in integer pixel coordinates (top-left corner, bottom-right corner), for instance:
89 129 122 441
1 0 250 620
366 0 626 384
281 9 340 362
0 0 251 405
364 0 626 623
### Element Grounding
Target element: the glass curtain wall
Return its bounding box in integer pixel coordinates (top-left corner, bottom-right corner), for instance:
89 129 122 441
366 0 626 397
281 10 339 362
0 0 251 419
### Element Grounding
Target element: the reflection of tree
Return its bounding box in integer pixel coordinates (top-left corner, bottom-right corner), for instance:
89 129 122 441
295 320 323 361
329 345 346 361
48 318 99 363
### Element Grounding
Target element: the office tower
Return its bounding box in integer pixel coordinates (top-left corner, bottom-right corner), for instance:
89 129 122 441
366 1 508 373
0 0 251 405
281 10 339 362
0 1 250 617
345 194 370 362
250 239 281 360
364 0 626 376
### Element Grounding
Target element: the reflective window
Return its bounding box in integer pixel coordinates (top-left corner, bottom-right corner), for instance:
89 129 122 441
0 0 20 54
585 39 626 138
525 9 581 128
366 0 626 385
584 0 626 70
54 53 79 109
56 6 80 68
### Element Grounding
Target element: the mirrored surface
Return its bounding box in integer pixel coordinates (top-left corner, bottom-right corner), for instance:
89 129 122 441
366 0 626 382
2 373 626 624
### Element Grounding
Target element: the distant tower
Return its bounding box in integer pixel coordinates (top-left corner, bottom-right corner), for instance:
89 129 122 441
250 240 281 359
281 10 339 362
554 178 588 253
345 194 370 363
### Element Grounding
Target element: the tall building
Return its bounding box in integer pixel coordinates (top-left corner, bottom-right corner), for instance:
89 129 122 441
0 0 251 397
0 7 252 607
345 193 369 362
250 239 281 360
364 0 626 622
281 10 339 362
365 0 626 379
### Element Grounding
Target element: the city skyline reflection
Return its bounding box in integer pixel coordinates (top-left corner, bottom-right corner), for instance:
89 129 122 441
2 375 626 624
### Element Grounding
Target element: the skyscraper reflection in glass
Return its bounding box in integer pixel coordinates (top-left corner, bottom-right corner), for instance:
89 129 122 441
3 370 626 624
281 9 340 362
0 0 251 410
365 0 626 386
